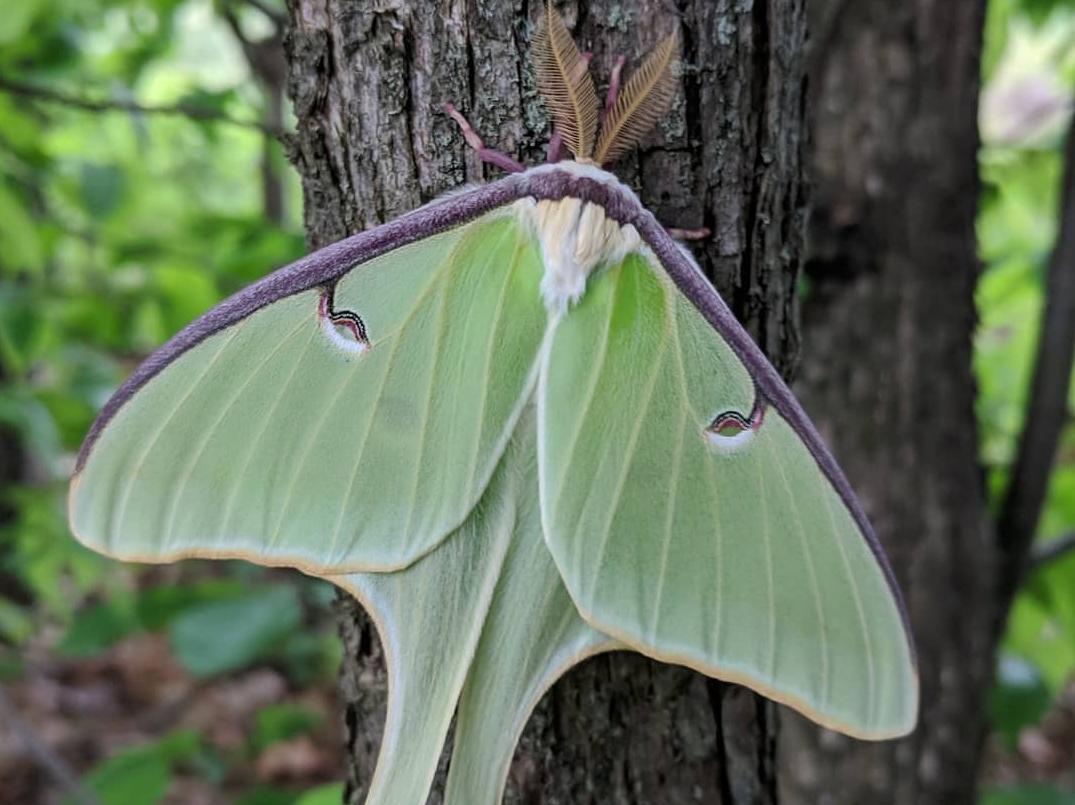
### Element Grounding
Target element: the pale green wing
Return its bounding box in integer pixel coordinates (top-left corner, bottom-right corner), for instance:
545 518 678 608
329 417 615 805
70 211 546 574
327 446 518 805
538 251 917 739
445 469 616 804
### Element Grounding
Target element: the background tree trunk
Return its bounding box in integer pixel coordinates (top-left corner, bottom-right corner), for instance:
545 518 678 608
778 0 996 803
283 0 807 801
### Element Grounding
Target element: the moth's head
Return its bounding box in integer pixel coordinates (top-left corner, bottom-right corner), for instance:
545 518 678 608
533 1 680 169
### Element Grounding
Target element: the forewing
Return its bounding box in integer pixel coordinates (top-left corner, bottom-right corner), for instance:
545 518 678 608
71 211 546 574
538 251 917 738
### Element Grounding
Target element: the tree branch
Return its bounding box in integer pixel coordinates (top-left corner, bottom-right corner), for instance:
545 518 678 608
0 76 285 138
222 6 256 50
997 113 1075 603
219 6 287 224
1029 531 1075 573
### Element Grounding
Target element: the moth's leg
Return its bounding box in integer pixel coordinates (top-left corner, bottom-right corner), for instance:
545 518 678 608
667 226 712 241
602 55 627 121
573 51 595 83
546 130 564 163
443 103 525 174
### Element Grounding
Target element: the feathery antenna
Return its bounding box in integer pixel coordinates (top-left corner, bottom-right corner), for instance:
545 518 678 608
593 32 680 166
532 2 599 160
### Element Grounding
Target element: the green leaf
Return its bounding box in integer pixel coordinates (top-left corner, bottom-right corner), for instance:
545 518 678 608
278 630 342 686
1019 0 1075 26
131 298 170 351
982 0 1016 82
294 784 345 805
154 264 219 331
79 162 127 219
169 585 302 676
0 181 44 273
79 747 171 805
988 652 1052 747
0 0 40 45
235 787 300 805
154 729 202 762
1004 588 1075 693
251 703 323 753
75 731 201 805
2 485 106 615
981 784 1075 805
134 578 247 630
0 599 33 644
0 389 63 476
0 286 53 374
35 388 96 452
56 578 268 659
1038 458 1075 538
58 595 140 656
0 647 24 682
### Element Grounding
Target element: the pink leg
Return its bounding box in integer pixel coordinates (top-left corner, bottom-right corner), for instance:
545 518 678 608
667 226 711 241
603 55 627 120
546 130 564 163
443 103 525 174
573 51 595 84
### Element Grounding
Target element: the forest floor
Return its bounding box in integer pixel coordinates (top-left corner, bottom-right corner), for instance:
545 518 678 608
2 560 1074 803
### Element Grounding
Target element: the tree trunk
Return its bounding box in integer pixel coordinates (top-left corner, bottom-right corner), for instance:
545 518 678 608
778 0 995 803
283 0 807 801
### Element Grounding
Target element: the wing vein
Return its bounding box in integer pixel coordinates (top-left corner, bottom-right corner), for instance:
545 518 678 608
216 326 320 538
648 393 686 644
516 568 567 680
323 225 476 564
324 301 419 563
584 287 670 609
550 269 620 561
109 327 242 549
400 259 454 550
765 433 830 710
755 448 777 682
821 485 877 730
466 232 525 501
159 316 309 551
263 350 369 553
669 307 724 659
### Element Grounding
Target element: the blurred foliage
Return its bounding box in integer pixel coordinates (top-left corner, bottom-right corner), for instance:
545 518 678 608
0 0 341 801
984 786 1075 805
293 784 347 805
2 0 1075 802
74 730 204 805
169 584 303 677
989 654 1054 748
977 0 1075 801
251 703 325 754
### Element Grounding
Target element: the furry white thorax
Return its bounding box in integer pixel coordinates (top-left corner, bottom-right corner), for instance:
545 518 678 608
514 162 643 314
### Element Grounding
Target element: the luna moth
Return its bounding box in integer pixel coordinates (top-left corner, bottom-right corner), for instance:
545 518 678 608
68 4 918 802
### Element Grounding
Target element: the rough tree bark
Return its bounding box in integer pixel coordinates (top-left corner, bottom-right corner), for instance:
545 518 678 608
282 0 807 801
779 1 996 803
